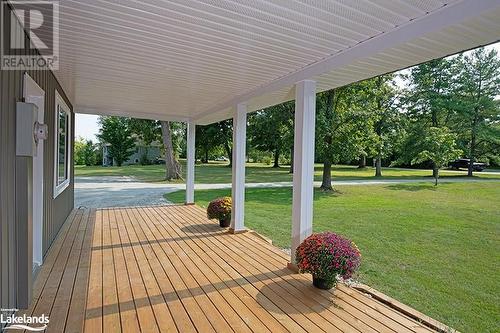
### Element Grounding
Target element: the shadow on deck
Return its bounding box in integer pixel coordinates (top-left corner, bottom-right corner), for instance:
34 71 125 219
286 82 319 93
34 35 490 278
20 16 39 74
19 205 456 332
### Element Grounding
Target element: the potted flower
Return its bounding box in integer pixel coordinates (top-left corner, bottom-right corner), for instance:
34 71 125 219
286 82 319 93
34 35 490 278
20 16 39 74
295 232 361 290
207 197 232 227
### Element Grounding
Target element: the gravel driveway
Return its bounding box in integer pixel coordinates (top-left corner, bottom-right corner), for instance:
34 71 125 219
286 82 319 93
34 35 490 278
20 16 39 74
74 176 183 208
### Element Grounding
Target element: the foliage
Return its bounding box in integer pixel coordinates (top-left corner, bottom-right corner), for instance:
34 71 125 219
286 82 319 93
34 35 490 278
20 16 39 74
248 101 294 168
397 47 500 175
94 144 103 166
74 137 98 166
196 120 233 165
402 57 459 128
206 197 232 221
127 118 161 145
365 75 406 176
295 232 361 286
452 48 500 175
315 86 372 165
81 140 97 166
196 124 224 162
411 127 462 185
74 138 86 165
98 116 136 167
315 84 375 190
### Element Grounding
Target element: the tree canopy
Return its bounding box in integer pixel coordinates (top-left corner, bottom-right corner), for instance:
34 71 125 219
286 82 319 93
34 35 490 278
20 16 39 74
97 116 136 167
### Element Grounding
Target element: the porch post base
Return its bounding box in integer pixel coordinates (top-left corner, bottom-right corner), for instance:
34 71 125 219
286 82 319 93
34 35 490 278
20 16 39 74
287 262 299 273
228 228 247 234
184 202 195 206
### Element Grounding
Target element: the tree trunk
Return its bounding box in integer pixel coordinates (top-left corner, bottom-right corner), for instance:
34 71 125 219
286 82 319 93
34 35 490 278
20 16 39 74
160 121 182 180
434 169 439 186
320 160 333 191
375 155 382 177
224 143 232 167
432 163 439 178
273 148 280 168
468 122 476 177
204 149 209 163
289 146 294 174
467 158 474 177
358 155 366 168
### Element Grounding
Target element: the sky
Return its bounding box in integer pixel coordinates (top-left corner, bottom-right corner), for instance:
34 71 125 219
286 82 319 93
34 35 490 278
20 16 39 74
75 113 100 142
75 42 500 142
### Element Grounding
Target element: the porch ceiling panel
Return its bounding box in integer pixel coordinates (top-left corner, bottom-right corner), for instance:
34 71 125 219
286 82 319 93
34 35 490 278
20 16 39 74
48 0 500 123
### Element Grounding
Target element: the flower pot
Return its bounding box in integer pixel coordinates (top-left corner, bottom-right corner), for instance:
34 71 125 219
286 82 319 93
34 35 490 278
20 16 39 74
312 276 336 290
219 218 230 228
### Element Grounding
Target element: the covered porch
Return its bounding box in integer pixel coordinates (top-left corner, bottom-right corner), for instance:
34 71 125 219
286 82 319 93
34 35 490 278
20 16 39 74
21 205 453 333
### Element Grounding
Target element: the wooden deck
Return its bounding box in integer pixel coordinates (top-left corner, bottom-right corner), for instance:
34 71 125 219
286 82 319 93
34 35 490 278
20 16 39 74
20 205 455 333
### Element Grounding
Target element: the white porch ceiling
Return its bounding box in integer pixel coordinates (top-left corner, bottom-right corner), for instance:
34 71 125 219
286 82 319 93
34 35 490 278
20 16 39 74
48 0 500 124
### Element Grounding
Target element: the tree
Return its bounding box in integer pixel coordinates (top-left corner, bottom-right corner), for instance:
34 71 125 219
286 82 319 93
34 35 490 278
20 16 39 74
128 118 161 165
402 57 460 177
196 124 221 163
81 140 97 166
128 118 160 147
316 84 372 191
411 127 462 185
453 48 500 176
368 75 406 177
160 121 182 180
74 137 86 165
403 57 459 128
248 101 294 168
217 119 233 167
127 118 184 179
98 116 136 166
195 120 233 166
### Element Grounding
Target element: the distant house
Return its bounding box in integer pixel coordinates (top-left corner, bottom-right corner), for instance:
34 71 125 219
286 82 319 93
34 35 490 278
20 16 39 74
102 140 162 166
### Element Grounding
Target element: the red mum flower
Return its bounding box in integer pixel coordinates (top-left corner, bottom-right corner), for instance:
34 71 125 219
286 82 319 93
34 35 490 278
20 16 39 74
295 232 361 281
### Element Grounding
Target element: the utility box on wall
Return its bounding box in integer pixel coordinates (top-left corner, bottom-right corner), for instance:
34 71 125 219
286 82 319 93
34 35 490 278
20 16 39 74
16 102 38 157
15 102 38 309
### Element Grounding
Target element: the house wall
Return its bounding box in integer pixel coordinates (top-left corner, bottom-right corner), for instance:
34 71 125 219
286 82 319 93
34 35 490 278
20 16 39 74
125 145 162 165
0 1 74 309
103 145 162 166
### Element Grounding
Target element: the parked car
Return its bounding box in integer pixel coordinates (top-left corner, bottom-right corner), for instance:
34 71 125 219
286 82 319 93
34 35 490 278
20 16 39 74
449 158 487 171
154 157 166 164
215 156 229 161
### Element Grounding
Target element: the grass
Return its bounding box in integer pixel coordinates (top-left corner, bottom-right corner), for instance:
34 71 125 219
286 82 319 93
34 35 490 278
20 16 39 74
165 182 500 333
75 161 500 183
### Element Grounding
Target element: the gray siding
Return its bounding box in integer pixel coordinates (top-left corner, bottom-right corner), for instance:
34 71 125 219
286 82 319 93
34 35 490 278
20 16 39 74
0 1 74 309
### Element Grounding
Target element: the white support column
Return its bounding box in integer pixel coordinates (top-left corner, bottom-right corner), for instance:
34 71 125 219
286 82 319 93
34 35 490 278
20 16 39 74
289 80 316 269
230 103 247 233
186 121 196 204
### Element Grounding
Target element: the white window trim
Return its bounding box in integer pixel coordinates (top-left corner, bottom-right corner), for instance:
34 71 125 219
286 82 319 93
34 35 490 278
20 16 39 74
53 90 71 198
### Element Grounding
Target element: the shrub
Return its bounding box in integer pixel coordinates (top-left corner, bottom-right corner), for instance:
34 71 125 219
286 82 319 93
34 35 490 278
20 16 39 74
207 197 232 221
296 232 361 286
261 156 272 165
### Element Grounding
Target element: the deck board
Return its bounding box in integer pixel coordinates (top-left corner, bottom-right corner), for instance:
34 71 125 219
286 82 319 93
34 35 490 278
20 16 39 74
22 205 456 333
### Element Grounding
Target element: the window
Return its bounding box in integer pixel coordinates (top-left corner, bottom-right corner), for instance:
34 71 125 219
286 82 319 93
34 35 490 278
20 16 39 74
53 91 71 197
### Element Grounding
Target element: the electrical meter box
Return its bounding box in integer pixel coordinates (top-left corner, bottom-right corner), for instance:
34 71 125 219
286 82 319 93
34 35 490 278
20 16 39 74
16 102 38 157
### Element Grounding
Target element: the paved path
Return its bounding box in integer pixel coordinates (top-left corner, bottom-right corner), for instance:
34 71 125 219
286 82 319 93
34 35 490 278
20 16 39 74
75 175 500 208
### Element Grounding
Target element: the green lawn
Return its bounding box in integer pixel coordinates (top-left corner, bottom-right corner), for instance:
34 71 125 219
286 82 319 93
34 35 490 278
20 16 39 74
75 161 499 183
165 182 500 333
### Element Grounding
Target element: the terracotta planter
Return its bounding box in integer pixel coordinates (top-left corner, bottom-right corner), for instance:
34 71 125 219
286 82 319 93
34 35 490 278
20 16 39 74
219 217 230 228
312 276 336 290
